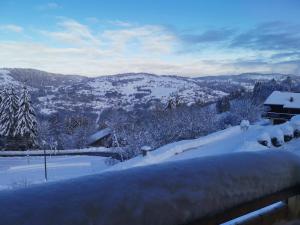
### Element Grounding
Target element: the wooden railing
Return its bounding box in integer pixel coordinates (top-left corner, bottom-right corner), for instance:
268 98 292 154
184 185 300 225
262 112 296 120
1 151 300 225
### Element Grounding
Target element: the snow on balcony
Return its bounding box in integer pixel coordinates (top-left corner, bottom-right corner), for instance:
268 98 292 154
0 150 300 225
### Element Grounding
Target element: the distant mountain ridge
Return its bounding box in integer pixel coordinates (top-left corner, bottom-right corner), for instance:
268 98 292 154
0 68 297 118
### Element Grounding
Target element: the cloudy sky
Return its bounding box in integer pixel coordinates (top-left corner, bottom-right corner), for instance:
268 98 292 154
1 0 300 76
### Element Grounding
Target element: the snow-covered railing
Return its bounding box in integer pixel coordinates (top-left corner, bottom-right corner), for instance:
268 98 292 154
1 151 300 225
185 185 300 225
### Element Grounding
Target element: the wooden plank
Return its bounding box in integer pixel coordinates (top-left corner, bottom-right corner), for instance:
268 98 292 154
236 203 288 225
183 185 300 225
287 195 300 218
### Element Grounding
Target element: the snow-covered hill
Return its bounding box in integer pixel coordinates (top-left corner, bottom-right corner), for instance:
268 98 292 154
0 68 295 117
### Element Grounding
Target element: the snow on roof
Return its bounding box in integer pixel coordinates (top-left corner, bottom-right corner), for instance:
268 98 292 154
264 91 300 109
88 128 112 145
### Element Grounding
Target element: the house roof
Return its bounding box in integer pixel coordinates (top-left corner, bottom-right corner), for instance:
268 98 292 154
88 128 112 145
264 91 300 109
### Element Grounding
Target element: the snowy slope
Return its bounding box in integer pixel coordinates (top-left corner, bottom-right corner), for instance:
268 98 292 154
0 69 229 114
2 120 300 190
107 120 300 172
0 69 20 86
0 68 295 116
0 156 109 190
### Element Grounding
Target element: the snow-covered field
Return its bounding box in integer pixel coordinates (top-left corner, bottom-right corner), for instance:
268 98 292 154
1 117 300 190
0 156 109 190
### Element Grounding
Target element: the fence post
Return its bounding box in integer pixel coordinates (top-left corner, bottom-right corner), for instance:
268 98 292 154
43 148 48 181
141 146 152 157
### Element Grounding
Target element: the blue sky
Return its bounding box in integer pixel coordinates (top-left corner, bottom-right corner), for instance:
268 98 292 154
1 0 300 76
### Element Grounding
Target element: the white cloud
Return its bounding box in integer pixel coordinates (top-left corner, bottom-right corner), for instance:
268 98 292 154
108 20 133 27
41 19 101 47
102 25 178 54
1 18 299 76
37 2 60 10
0 24 23 33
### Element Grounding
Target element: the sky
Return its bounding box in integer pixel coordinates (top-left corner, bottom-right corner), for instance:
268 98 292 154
1 0 300 76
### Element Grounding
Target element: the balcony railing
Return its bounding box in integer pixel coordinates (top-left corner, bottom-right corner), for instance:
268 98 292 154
185 185 300 225
0 150 300 225
262 111 296 120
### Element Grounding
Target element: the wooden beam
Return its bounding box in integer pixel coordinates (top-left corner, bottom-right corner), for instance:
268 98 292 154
183 185 300 225
237 203 288 225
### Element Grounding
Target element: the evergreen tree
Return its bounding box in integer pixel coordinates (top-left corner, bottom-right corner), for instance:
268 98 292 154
282 76 292 91
216 96 230 113
0 88 19 137
0 89 3 105
0 89 5 115
14 86 38 148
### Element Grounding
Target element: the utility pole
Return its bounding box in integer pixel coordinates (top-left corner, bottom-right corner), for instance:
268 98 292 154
43 148 48 181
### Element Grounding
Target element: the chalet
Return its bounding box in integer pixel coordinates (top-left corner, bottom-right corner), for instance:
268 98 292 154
263 91 300 124
87 128 112 148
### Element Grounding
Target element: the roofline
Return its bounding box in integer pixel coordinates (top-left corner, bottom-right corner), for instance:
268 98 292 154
264 103 300 109
263 103 284 106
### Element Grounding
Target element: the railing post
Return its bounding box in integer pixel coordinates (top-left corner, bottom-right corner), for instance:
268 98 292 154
141 146 152 157
287 195 300 219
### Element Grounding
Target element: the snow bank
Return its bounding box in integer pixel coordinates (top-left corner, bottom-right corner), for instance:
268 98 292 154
291 115 300 125
1 151 300 225
109 126 241 171
257 132 271 147
281 124 294 142
281 124 294 136
291 116 300 135
265 128 284 147
0 156 110 190
257 118 300 148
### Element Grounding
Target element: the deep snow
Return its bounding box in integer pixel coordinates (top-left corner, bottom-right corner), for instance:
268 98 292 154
107 118 300 172
1 118 300 190
0 156 109 190
1 150 300 225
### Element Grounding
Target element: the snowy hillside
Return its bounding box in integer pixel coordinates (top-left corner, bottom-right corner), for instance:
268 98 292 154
0 68 295 117
107 120 300 171
1 118 300 190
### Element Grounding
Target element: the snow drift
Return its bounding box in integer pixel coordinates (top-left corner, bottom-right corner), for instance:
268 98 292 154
0 151 300 225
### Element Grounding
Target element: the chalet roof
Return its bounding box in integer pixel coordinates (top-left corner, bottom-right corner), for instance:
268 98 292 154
88 128 112 145
264 91 300 109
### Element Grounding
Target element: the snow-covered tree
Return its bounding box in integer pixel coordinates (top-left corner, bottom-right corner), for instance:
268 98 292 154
0 88 19 137
216 96 230 113
14 86 39 149
0 88 4 105
0 89 6 115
